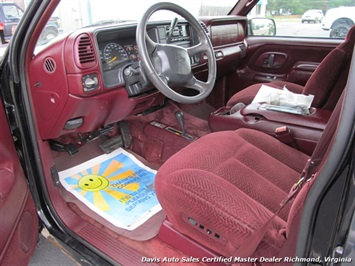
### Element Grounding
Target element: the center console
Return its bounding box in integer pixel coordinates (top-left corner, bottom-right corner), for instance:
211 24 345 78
208 103 332 155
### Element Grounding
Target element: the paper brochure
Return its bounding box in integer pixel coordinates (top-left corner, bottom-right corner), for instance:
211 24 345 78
59 148 161 231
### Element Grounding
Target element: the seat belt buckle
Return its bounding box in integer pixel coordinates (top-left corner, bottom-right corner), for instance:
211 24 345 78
275 126 295 144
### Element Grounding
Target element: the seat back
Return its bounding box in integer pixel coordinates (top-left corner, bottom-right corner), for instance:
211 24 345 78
282 42 354 258
302 25 355 110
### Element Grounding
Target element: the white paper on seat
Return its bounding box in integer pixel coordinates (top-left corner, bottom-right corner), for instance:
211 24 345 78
252 85 314 115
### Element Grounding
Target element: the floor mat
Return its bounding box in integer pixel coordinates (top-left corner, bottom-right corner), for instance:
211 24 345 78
59 148 162 231
127 101 211 164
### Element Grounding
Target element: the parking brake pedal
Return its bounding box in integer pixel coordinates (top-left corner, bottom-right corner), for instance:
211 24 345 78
49 140 78 156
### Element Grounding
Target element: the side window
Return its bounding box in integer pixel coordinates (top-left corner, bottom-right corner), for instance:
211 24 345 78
3 5 23 20
249 0 355 39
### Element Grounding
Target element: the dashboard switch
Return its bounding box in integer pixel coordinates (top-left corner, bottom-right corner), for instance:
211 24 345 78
82 74 99 92
215 51 223 59
84 77 96 87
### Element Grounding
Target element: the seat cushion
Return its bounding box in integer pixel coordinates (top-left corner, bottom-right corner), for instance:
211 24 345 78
155 128 309 257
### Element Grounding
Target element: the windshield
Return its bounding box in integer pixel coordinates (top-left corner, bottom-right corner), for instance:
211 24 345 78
33 0 237 46
56 1 235 30
84 0 236 21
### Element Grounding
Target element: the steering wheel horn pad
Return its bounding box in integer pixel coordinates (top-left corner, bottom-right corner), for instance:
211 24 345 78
153 44 194 87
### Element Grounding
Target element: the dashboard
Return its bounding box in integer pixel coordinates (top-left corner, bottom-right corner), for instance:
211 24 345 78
29 17 247 139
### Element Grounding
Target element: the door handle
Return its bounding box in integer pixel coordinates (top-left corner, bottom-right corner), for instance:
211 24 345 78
264 53 275 67
256 52 287 68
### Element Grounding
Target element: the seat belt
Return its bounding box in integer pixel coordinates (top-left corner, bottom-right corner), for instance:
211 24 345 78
232 92 344 259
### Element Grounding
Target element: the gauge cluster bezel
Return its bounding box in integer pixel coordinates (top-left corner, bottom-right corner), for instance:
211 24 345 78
95 25 140 89
95 21 197 90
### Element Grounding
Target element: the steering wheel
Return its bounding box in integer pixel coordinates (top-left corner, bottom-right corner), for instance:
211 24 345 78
136 2 216 104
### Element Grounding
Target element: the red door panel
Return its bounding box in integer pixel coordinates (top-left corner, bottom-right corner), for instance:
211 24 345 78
228 37 341 99
0 100 38 265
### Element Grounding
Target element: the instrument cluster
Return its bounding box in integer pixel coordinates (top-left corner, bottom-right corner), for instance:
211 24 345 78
99 41 140 71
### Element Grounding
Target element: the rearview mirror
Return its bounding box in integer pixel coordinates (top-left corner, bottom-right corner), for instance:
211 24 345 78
249 18 276 36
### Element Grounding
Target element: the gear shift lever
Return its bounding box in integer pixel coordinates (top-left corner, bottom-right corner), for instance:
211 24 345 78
174 111 186 136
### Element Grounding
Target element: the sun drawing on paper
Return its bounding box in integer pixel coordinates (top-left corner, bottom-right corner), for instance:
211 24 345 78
63 159 140 211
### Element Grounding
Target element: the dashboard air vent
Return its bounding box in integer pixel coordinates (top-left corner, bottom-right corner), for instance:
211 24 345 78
44 57 56 73
75 34 96 69
199 21 210 37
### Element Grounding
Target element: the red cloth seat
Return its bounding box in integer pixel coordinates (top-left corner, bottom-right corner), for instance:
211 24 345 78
154 27 354 262
227 26 355 111
155 128 309 257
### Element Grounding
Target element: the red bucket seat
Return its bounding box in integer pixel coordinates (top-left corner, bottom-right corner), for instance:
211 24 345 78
227 26 355 111
155 56 353 258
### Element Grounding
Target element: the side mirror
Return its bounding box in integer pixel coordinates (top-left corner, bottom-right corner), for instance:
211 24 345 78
248 18 276 36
